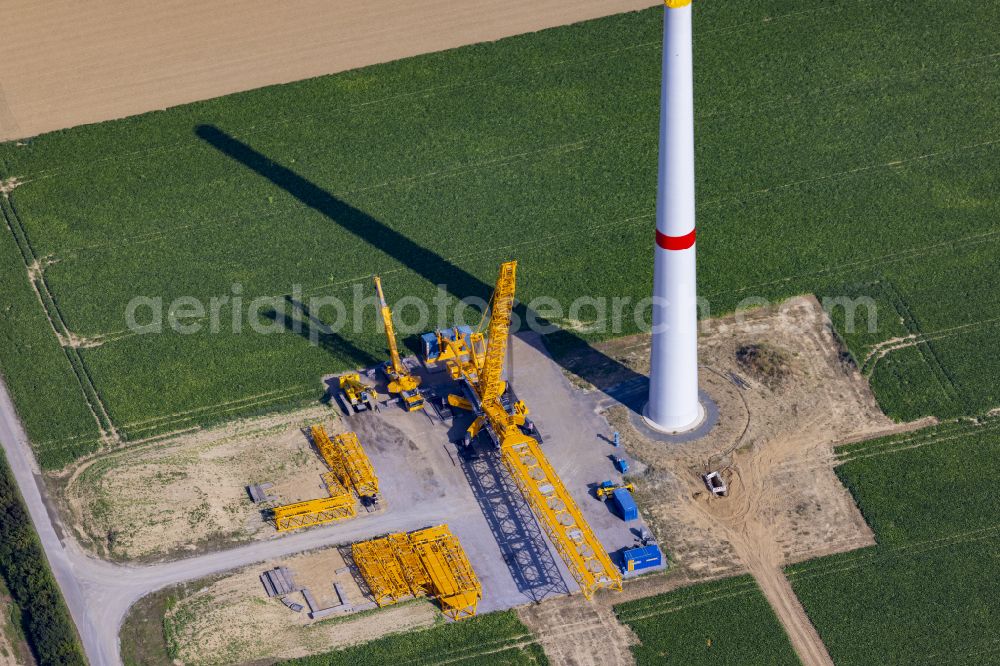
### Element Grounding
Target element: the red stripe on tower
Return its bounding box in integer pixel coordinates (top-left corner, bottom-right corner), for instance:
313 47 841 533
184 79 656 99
655 228 696 251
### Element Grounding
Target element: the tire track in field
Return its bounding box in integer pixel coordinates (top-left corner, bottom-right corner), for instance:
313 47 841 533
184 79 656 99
836 418 1000 464
785 524 1000 583
0 193 119 446
862 316 1000 376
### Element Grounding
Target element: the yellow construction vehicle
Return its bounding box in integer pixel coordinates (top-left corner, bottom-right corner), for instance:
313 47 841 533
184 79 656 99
374 275 424 412
595 480 636 500
339 373 379 412
441 261 622 598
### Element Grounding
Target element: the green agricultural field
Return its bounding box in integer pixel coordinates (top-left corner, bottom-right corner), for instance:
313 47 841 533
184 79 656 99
278 610 547 666
615 575 800 665
786 419 1000 665
2 0 999 466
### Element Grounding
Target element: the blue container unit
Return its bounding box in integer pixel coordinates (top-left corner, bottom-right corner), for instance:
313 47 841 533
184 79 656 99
610 488 638 522
621 544 663 573
421 326 474 363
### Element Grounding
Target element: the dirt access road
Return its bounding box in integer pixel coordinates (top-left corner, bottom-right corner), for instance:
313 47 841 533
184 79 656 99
0 0 658 142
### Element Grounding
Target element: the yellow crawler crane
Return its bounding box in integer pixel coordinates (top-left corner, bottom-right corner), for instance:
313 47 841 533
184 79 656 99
311 426 380 499
446 261 622 598
409 525 482 620
352 525 482 619
374 275 424 412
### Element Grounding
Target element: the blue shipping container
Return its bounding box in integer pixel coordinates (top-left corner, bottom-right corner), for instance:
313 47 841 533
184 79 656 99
611 488 638 521
421 332 440 361
622 544 662 573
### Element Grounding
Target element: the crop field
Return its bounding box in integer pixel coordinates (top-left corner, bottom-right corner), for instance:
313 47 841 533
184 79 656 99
1 0 999 467
786 419 1000 665
278 610 547 666
615 575 800 665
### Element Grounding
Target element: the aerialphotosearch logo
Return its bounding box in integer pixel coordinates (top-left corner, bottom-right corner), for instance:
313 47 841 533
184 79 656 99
124 283 878 341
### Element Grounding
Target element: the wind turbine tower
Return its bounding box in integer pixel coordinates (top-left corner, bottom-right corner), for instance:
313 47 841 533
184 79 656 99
644 0 705 433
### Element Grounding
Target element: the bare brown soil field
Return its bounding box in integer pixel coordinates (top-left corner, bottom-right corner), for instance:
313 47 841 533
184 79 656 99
0 0 657 141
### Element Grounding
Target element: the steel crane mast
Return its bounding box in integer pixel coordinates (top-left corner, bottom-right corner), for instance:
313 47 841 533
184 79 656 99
449 261 622 598
374 275 424 411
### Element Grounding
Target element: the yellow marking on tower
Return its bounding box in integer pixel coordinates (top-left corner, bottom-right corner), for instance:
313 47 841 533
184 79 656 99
352 525 482 619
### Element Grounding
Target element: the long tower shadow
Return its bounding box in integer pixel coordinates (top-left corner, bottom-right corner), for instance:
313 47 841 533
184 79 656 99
196 125 645 410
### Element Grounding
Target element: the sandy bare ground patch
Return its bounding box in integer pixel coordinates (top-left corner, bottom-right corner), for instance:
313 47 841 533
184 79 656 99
165 546 438 665
56 405 348 561
0 0 657 142
550 296 925 666
519 594 639 666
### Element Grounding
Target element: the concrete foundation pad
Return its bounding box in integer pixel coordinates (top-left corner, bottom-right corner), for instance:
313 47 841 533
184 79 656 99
630 390 718 444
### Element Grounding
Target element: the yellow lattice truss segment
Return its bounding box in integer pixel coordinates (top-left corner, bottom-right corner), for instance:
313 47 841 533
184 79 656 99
409 525 482 620
477 261 516 403
352 525 481 619
311 426 380 498
352 535 413 606
501 431 623 598
388 532 431 597
273 495 356 532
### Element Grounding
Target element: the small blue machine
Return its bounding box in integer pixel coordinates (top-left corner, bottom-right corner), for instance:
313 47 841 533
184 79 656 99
610 488 639 521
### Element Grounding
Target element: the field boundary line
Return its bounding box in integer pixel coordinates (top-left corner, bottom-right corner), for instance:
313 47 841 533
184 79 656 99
119 384 315 430
863 316 1000 376
877 278 961 404
834 418 980 459
121 386 318 440
615 577 758 621
14 0 975 187
707 223 1000 301
62 135 594 258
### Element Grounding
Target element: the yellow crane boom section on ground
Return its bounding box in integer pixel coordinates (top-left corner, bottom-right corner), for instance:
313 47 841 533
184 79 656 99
311 426 379 498
273 493 356 532
450 261 622 598
352 525 482 619
502 431 622 597
352 536 415 606
409 525 482 620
